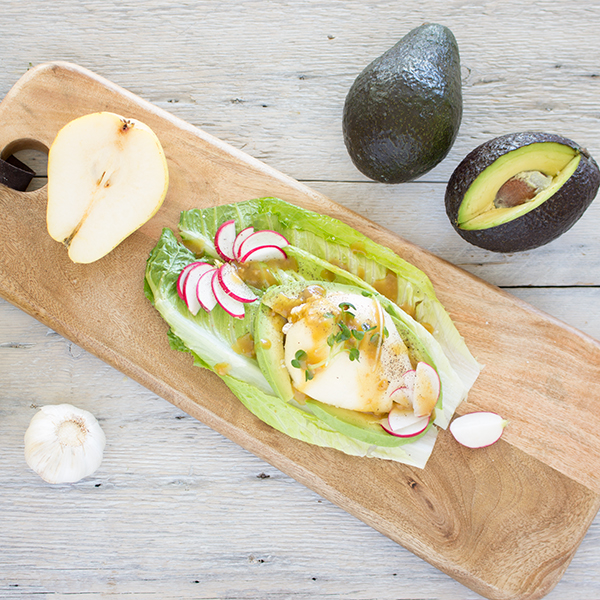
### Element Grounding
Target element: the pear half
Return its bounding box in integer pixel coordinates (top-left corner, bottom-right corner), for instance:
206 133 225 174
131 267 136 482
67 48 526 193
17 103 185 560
47 112 169 263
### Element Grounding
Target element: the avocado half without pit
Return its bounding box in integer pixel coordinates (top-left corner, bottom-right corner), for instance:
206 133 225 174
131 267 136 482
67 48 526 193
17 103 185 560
445 132 600 252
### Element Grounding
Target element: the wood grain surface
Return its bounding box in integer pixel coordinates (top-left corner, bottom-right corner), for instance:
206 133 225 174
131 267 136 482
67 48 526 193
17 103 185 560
1 3 600 600
1 59 600 600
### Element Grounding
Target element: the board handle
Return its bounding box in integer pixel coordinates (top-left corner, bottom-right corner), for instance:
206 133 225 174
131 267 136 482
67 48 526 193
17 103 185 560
0 138 48 192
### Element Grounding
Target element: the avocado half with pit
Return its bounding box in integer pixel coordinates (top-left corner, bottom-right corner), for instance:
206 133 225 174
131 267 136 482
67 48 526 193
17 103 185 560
445 132 600 252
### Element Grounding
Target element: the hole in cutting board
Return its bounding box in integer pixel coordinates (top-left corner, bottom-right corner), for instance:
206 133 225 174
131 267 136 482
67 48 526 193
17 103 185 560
1 138 49 192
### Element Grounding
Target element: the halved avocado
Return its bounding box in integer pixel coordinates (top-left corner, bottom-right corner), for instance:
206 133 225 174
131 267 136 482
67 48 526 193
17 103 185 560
445 132 600 252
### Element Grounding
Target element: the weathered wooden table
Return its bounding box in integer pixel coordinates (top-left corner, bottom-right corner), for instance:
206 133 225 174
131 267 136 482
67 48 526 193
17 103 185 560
1 1 600 599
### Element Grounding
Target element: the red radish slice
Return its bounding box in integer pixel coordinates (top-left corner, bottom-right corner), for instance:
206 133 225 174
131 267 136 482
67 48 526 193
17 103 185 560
389 386 412 408
412 362 441 417
450 412 508 449
184 263 215 315
387 405 423 432
217 263 257 303
177 262 201 301
196 267 218 312
381 414 429 438
233 226 254 260
240 245 287 263
214 219 237 261
402 369 417 391
211 270 245 319
238 230 288 259
389 369 417 407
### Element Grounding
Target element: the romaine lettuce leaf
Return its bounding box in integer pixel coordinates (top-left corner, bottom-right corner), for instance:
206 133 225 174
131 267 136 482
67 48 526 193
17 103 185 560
223 373 440 467
146 198 480 469
179 198 481 419
145 228 271 393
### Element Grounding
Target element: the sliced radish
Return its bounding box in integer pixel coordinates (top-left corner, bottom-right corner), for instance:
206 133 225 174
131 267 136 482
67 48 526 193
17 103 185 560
211 270 245 319
389 369 417 407
389 386 412 408
184 263 215 315
196 266 218 312
412 362 440 418
177 262 200 301
240 244 288 263
237 230 288 259
214 219 237 261
387 405 425 432
403 369 417 390
233 226 255 260
382 414 429 438
217 263 257 303
450 412 508 449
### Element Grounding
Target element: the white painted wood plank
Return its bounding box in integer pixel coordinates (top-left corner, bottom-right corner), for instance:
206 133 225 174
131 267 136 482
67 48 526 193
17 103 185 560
1 298 600 600
1 1 599 182
1 0 600 598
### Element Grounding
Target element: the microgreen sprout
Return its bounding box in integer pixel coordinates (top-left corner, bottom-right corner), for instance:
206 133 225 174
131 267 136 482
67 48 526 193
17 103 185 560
291 349 314 382
291 349 307 369
338 301 356 321
348 347 360 362
337 322 352 342
339 302 356 311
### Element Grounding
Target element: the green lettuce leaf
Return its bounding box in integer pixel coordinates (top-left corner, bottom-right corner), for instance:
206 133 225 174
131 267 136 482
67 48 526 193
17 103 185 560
222 374 439 467
179 198 481 423
145 228 270 393
146 198 480 469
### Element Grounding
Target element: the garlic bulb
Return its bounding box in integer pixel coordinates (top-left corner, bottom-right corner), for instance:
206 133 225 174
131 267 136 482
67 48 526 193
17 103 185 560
24 404 106 484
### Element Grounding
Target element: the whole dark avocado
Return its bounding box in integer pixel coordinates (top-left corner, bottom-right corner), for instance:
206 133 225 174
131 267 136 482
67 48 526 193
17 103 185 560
342 23 462 183
445 132 600 253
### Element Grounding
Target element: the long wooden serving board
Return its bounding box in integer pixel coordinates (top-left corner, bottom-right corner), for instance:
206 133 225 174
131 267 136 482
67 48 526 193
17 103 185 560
2 62 600 600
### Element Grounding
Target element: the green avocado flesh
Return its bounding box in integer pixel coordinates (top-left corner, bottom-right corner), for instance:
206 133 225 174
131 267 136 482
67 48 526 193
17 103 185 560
254 302 294 402
457 142 581 230
305 399 421 447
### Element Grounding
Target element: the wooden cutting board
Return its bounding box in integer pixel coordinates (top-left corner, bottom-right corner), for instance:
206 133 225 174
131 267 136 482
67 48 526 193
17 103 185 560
2 61 600 600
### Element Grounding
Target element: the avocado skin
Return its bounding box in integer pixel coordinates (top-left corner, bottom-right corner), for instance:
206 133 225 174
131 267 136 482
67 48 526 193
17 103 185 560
342 23 462 183
445 132 600 252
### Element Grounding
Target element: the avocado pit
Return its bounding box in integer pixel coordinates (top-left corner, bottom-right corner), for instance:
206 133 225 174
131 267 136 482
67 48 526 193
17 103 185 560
494 170 553 209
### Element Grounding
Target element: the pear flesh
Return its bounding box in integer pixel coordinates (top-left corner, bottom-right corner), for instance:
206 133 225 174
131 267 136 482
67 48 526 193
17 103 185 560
47 112 169 263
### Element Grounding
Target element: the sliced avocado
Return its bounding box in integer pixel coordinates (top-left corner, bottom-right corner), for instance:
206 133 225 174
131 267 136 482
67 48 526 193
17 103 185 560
446 132 600 252
305 399 427 447
255 279 439 447
343 23 462 183
254 302 294 402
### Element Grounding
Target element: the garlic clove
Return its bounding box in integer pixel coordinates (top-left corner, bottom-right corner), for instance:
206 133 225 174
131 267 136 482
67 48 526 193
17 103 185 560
24 404 106 484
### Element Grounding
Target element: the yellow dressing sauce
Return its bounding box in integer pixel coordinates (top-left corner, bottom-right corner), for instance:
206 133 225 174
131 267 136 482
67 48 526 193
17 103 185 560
350 241 366 255
373 270 398 301
231 332 256 358
182 238 206 256
214 363 230 376
237 256 298 290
